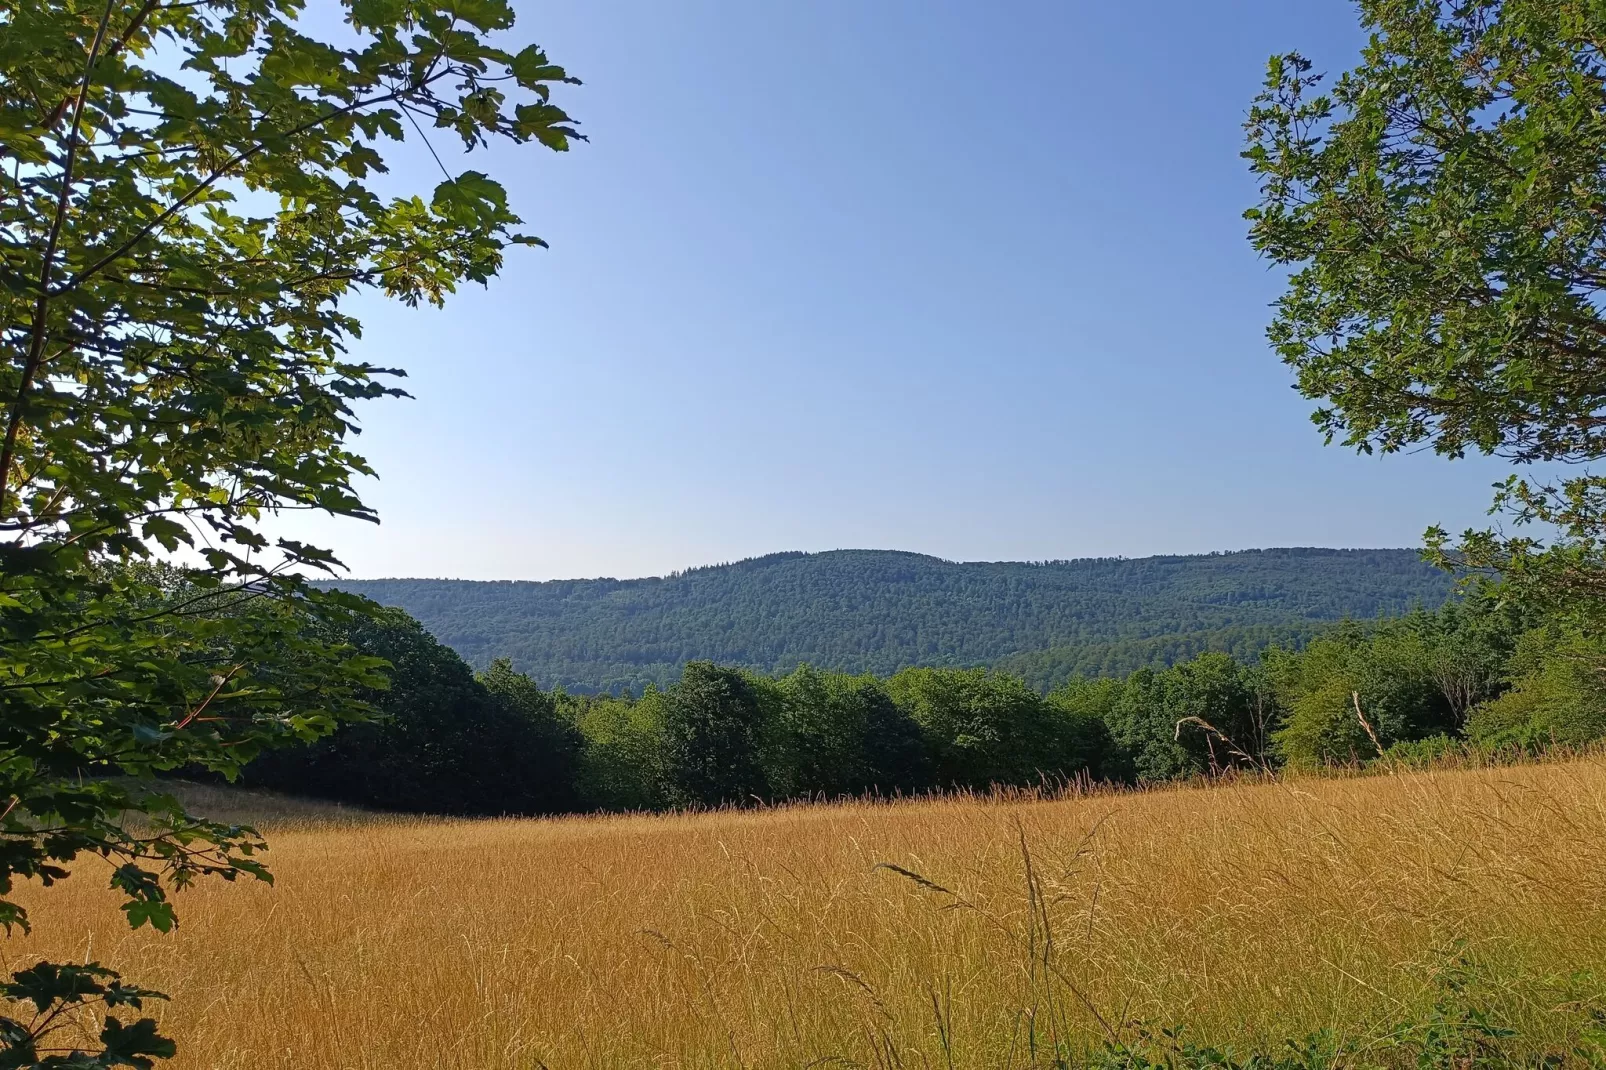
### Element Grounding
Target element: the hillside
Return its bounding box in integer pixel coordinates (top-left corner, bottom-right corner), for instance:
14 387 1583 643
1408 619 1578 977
332 548 1455 693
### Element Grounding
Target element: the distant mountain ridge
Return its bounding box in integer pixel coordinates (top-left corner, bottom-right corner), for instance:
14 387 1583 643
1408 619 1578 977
331 548 1456 693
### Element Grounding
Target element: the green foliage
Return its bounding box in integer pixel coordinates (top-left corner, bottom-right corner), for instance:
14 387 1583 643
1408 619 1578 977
1044 677 1128 780
0 569 378 936
887 667 1056 790
1088 1026 1342 1070
1268 626 1446 768
478 657 585 810
1062 654 1273 783
1467 625 1606 746
658 662 771 807
998 624 1331 695
1084 670 1191 783
766 666 927 798
0 0 576 1060
243 594 1606 817
1245 1 1606 465
247 611 582 814
572 690 670 812
1245 1 1606 615
1267 602 1523 768
0 962 173 1069
335 549 1454 693
1169 654 1278 767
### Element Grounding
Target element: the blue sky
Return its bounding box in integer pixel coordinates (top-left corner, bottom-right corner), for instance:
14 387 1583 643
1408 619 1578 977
282 0 1519 581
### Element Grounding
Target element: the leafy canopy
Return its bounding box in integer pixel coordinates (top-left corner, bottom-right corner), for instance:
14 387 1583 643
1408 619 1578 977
1245 0 1606 610
0 0 577 1060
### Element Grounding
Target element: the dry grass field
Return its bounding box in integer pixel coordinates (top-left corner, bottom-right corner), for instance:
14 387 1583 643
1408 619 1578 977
7 760 1606 1068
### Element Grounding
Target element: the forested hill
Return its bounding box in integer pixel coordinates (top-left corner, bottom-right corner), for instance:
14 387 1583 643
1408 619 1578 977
333 548 1455 693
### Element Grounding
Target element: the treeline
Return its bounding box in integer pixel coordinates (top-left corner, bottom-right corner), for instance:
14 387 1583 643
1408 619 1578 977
994 622 1332 692
245 593 1606 814
331 547 1454 693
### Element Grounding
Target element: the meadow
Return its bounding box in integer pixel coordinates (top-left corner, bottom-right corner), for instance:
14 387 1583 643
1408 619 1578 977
8 760 1606 1069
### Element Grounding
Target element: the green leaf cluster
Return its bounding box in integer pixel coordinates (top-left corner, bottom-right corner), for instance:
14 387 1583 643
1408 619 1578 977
0 0 577 1063
1246 0 1606 620
0 962 172 1069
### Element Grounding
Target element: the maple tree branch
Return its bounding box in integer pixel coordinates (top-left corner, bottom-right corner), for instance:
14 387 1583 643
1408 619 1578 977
0 0 118 521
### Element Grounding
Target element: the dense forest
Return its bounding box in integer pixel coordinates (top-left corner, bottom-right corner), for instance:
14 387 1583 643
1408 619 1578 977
332 548 1454 693
246 587 1603 815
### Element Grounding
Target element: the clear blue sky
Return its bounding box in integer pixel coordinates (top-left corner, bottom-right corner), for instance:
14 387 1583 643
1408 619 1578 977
282 0 1517 581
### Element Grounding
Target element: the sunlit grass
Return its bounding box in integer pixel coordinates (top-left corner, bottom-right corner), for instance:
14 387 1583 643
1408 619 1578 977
8 760 1606 1068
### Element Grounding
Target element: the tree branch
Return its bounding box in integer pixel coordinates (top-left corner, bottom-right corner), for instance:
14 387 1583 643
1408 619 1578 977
0 0 119 521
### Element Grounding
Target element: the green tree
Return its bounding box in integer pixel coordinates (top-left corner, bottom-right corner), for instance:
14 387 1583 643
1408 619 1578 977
1266 623 1452 768
766 666 928 798
574 689 670 812
1046 676 1129 781
477 657 585 813
1163 651 1271 772
660 662 771 807
856 678 931 795
1083 653 1282 783
1245 1 1606 612
0 0 577 1061
1400 599 1526 724
1098 665 1210 783
1467 624 1606 746
249 619 584 815
886 667 1068 790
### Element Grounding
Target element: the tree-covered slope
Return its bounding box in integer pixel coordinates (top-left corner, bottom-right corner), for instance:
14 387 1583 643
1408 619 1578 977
333 548 1454 693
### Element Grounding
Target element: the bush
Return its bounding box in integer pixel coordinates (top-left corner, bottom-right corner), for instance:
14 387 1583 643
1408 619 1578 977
1382 733 1464 767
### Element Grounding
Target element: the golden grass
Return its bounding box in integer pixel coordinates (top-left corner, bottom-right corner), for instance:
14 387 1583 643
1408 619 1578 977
8 760 1606 1068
